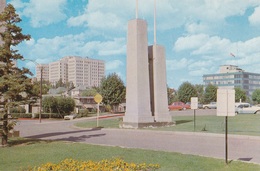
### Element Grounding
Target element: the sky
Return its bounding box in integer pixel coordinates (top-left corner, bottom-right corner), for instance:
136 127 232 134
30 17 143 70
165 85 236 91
4 0 260 89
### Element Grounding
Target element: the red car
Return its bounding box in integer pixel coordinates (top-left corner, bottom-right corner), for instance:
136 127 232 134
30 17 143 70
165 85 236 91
168 102 191 111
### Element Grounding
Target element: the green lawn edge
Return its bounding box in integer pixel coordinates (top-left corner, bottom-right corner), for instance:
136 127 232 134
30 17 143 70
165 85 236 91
1 139 260 171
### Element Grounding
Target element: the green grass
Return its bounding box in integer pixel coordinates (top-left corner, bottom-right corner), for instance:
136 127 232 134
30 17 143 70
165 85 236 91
1 139 260 171
75 114 260 136
75 117 121 128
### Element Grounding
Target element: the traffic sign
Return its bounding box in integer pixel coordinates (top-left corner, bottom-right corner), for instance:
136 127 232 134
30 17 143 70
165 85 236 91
94 93 103 103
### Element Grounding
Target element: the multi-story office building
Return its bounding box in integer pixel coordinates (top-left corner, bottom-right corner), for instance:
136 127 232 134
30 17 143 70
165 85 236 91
36 64 49 81
203 65 260 97
38 56 105 87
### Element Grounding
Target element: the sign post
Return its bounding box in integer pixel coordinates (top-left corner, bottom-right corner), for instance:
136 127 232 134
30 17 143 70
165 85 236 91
191 97 198 131
217 88 235 164
94 93 103 127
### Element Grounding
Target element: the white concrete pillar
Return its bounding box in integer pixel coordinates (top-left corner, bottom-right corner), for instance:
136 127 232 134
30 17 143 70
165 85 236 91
123 19 154 125
149 45 172 122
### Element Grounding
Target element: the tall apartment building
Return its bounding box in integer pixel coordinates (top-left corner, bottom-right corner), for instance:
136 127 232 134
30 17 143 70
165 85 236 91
36 64 49 81
38 56 105 87
49 57 68 84
203 65 260 97
67 56 105 87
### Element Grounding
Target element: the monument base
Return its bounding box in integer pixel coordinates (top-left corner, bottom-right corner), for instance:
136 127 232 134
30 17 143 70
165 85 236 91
154 112 172 122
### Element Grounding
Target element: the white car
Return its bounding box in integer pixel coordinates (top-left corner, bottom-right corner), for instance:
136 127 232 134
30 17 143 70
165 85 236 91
235 103 260 114
203 102 217 109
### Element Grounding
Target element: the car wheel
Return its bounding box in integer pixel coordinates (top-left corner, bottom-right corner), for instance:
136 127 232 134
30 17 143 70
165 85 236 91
204 106 209 109
255 110 260 114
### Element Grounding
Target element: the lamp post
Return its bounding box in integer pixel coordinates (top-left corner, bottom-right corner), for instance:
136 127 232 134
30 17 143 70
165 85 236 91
22 59 43 123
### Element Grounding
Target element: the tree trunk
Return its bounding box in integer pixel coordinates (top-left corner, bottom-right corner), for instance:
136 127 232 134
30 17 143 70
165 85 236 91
1 113 8 146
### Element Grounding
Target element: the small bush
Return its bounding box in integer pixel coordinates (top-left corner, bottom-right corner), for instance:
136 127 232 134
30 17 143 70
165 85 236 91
105 105 112 112
79 109 89 117
11 113 32 118
10 106 26 114
26 158 160 171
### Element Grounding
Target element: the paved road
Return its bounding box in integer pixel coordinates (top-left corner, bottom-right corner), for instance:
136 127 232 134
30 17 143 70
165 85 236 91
15 116 260 165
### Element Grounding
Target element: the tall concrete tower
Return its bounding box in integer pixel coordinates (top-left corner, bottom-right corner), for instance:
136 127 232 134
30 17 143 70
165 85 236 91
148 0 172 122
148 45 171 122
123 2 154 128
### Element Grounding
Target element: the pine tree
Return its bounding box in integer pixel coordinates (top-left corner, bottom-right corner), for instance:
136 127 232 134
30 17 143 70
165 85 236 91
0 4 33 145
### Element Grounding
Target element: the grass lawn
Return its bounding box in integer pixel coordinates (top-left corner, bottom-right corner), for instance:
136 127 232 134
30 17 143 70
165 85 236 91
1 139 260 171
75 114 260 136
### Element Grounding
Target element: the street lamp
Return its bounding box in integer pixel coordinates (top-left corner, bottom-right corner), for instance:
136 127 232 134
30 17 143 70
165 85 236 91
21 59 43 123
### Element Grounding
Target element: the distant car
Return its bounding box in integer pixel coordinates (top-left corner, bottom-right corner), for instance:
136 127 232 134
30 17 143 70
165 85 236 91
186 102 203 109
168 102 190 111
203 102 217 109
235 103 260 114
64 114 78 120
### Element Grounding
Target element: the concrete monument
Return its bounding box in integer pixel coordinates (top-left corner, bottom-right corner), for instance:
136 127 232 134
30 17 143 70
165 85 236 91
123 0 172 128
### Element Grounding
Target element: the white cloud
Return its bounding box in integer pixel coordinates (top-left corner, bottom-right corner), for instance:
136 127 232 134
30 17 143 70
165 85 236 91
18 33 126 64
21 0 67 27
174 34 209 52
166 58 192 71
249 6 260 26
106 60 124 70
9 0 26 8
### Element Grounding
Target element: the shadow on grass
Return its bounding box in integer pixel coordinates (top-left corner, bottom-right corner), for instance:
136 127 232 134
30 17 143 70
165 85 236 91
175 120 193 125
7 138 55 147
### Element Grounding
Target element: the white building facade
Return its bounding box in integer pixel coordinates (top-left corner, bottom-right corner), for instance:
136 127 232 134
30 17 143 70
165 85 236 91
203 65 260 97
37 56 105 87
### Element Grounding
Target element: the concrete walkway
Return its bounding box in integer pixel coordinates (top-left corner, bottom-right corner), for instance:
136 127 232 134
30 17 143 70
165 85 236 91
15 116 260 165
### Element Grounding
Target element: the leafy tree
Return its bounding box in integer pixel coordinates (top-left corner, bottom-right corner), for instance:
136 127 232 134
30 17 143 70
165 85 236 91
32 80 50 96
194 84 204 103
0 4 32 145
203 84 217 104
177 82 198 103
99 73 126 111
55 78 65 88
42 96 75 117
252 89 260 104
81 88 98 96
235 87 247 102
56 97 75 116
167 87 178 105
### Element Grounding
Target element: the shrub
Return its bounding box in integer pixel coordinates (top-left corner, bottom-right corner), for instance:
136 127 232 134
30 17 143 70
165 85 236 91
10 106 26 114
79 109 89 117
26 158 160 171
11 113 32 118
105 105 112 112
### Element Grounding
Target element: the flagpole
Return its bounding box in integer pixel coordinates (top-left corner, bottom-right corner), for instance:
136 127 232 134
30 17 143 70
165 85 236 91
136 0 138 19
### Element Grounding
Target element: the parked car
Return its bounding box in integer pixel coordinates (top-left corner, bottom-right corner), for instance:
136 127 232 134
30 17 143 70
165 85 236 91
186 102 203 109
203 102 217 109
235 103 260 114
168 102 190 111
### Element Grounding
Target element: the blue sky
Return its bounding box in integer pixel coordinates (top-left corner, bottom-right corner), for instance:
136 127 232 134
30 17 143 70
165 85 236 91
6 0 260 89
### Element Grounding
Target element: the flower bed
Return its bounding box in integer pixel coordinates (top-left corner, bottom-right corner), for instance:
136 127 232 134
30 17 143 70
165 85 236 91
24 158 160 171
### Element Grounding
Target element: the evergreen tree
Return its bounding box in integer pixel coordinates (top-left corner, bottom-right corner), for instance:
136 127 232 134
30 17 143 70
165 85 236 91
0 4 32 145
